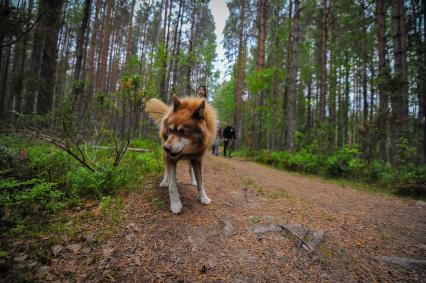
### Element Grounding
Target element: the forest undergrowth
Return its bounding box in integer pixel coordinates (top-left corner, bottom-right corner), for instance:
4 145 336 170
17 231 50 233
0 134 163 273
234 143 426 199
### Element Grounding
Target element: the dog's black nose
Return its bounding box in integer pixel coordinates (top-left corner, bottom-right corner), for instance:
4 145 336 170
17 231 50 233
163 144 171 153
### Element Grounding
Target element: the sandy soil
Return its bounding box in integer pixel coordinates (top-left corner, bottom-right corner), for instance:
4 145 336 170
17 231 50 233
6 154 426 282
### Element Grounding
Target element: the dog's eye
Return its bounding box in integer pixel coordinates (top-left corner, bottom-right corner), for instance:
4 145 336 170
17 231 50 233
179 129 190 136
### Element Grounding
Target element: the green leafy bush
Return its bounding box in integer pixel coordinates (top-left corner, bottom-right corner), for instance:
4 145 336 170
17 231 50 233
0 134 163 234
324 147 361 177
287 150 320 173
27 145 75 183
0 178 64 219
69 166 131 198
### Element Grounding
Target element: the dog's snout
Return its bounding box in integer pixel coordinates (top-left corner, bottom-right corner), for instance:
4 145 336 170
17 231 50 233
163 144 172 153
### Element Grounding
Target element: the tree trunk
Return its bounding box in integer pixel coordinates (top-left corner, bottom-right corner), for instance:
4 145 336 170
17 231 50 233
96 0 113 94
36 0 65 115
0 0 10 71
171 0 185 92
74 0 92 81
306 68 313 132
376 0 389 161
0 0 11 120
186 6 195 97
5 0 32 121
282 0 293 147
253 0 266 150
421 6 426 161
328 17 337 148
107 6 120 94
361 0 368 122
337 66 343 148
234 0 246 148
86 0 101 97
369 59 375 121
319 0 328 122
270 0 281 150
11 1 33 116
0 46 11 121
390 0 408 163
55 23 72 106
286 0 301 152
23 1 47 114
159 0 172 100
125 0 137 62
12 36 29 115
138 0 152 73
167 0 183 94
343 61 350 146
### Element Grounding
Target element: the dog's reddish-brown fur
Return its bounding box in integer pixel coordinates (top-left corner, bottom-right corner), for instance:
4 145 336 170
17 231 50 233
146 96 217 156
145 95 217 214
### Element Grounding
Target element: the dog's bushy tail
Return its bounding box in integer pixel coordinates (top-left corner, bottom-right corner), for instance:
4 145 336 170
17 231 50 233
145 98 169 126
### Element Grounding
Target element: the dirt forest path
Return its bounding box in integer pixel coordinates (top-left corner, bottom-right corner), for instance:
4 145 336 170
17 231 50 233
36 155 426 282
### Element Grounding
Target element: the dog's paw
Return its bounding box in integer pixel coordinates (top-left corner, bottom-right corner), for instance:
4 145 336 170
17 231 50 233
159 176 168 187
199 195 211 205
170 201 183 214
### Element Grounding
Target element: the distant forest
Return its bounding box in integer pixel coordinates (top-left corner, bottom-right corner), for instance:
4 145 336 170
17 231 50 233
0 0 217 132
214 0 425 167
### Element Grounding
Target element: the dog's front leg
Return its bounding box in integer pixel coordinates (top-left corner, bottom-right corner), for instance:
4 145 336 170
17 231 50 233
160 172 169 187
159 155 169 188
191 159 211 205
167 159 183 214
189 164 197 186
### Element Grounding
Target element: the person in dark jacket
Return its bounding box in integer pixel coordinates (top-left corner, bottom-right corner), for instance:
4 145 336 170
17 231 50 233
223 122 236 158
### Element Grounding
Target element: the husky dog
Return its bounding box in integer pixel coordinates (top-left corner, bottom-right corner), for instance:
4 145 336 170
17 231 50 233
145 95 217 214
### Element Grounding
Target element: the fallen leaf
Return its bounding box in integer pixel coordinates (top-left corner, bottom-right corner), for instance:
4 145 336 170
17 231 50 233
51 245 63 256
208 258 218 269
84 234 95 244
81 247 91 254
103 247 115 257
13 254 28 261
67 244 81 253
134 256 141 266
45 273 55 281
63 260 77 273
125 233 135 241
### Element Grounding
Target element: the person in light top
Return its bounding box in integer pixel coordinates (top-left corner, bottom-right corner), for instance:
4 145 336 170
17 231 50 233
197 85 207 99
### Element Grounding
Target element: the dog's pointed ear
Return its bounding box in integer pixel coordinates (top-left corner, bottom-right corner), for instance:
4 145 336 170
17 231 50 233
172 95 181 111
193 100 205 119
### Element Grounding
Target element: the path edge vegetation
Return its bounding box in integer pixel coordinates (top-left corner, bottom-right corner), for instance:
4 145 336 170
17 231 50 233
234 146 426 200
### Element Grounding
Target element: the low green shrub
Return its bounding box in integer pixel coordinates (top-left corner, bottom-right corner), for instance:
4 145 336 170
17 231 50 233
287 150 321 174
0 134 163 234
0 178 64 221
27 145 75 183
69 166 131 198
324 147 361 178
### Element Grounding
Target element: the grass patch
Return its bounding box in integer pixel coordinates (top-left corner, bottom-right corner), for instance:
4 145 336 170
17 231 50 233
242 176 288 199
242 176 256 187
249 216 261 224
151 196 165 210
99 196 126 225
316 244 333 259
